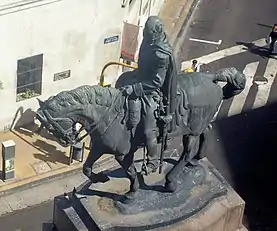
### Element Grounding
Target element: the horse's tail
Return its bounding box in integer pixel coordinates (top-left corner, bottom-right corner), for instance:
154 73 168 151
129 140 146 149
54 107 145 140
213 67 246 99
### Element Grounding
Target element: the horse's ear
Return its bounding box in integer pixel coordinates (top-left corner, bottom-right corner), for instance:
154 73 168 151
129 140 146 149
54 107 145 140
37 98 44 108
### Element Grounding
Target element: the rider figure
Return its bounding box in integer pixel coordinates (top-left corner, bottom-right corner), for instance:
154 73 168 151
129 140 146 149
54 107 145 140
267 24 277 54
192 59 200 72
122 16 178 173
183 60 200 73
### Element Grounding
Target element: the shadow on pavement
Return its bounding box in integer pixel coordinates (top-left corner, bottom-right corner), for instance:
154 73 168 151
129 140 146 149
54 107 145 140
256 23 272 29
236 41 277 59
206 101 277 231
33 139 69 165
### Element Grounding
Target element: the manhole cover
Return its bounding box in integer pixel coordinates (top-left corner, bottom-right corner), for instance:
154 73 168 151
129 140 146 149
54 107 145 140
31 161 51 174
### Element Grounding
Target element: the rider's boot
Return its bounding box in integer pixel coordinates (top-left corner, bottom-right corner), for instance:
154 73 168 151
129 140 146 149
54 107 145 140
141 131 159 175
141 96 159 174
145 138 159 174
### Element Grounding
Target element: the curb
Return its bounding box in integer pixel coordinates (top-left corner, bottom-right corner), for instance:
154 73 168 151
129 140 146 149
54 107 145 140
173 0 199 49
0 156 115 197
0 0 199 197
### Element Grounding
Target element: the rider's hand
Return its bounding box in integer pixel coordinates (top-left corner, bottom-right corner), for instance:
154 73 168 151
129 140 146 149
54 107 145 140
122 85 134 96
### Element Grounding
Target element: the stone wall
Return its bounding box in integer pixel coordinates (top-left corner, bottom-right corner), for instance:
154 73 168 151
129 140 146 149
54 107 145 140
0 0 165 131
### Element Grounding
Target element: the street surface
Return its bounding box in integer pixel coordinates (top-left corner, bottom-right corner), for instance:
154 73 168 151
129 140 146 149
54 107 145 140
1 0 277 230
177 0 277 230
0 201 53 231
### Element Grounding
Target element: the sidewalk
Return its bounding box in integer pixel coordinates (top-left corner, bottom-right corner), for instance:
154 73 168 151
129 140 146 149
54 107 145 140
0 123 113 195
0 0 199 200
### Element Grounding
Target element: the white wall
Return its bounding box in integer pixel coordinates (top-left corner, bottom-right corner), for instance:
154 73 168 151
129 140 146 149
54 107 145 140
0 0 126 130
0 0 165 131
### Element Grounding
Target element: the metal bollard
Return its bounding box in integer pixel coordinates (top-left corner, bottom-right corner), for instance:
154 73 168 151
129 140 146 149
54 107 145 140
69 142 84 165
2 140 16 181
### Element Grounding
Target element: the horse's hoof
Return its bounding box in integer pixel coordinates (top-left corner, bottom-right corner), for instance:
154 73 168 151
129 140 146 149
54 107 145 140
140 163 158 175
83 167 109 183
83 166 92 179
140 167 148 176
95 172 110 183
188 159 199 166
89 173 109 183
126 191 137 199
120 191 137 204
165 181 177 193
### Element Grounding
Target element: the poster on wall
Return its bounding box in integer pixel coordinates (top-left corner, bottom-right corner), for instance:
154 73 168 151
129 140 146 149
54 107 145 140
121 22 139 62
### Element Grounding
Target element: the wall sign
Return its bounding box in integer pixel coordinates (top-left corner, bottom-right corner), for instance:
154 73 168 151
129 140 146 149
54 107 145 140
104 35 119 44
54 70 71 81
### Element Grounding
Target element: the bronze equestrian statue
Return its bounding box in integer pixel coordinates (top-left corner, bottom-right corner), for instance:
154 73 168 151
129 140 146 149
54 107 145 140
35 17 246 200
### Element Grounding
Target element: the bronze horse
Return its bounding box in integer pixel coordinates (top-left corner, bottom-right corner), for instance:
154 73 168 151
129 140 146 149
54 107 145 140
36 68 245 199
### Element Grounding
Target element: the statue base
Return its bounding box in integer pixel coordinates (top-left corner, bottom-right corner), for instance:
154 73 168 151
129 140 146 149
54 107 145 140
52 158 247 231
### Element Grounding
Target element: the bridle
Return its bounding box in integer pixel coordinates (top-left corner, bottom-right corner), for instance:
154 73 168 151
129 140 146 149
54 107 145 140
42 89 124 145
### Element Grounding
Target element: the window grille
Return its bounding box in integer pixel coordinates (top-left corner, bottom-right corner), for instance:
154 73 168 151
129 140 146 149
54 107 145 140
16 54 43 102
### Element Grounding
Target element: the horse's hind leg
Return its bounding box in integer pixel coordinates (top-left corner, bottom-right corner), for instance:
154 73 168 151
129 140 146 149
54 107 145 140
165 135 200 192
83 142 105 183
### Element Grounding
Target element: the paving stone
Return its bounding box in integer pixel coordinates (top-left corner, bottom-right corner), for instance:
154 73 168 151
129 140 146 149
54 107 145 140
0 197 12 216
31 161 52 174
4 173 87 211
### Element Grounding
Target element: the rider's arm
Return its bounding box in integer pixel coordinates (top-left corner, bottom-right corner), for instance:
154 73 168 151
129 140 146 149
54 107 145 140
133 51 169 96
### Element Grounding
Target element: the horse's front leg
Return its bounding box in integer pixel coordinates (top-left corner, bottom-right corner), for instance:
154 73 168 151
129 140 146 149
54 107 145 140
116 150 139 201
165 135 200 192
83 142 106 183
195 130 209 160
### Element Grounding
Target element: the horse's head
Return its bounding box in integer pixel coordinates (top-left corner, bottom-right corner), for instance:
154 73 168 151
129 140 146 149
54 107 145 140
36 85 95 147
36 85 121 147
36 95 79 147
214 67 246 99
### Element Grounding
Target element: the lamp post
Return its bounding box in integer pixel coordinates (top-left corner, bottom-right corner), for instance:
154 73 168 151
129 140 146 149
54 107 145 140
69 142 85 165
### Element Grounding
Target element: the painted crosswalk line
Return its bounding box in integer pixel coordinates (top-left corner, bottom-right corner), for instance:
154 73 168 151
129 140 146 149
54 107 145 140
181 37 277 117
252 58 277 109
181 38 266 70
227 62 259 117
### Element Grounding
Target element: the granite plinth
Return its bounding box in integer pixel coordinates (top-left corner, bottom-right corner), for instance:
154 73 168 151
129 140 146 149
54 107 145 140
53 158 247 231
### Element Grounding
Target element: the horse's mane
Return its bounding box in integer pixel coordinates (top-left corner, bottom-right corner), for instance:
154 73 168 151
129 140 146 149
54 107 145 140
44 85 120 112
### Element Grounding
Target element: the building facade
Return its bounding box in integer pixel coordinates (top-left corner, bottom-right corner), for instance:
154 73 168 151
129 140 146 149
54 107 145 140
0 0 165 131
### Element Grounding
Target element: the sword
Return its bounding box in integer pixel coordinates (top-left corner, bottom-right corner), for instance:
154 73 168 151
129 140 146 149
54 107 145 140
158 113 172 174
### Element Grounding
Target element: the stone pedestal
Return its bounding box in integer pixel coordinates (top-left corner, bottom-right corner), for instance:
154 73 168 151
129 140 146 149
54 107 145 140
53 158 247 231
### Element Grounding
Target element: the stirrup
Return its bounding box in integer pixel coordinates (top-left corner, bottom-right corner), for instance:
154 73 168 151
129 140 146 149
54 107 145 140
140 162 158 175
160 114 173 124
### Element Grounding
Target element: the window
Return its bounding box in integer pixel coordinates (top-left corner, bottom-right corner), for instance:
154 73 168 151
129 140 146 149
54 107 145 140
16 54 43 102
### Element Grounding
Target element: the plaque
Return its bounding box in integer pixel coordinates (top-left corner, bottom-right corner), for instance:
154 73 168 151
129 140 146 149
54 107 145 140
54 70 71 82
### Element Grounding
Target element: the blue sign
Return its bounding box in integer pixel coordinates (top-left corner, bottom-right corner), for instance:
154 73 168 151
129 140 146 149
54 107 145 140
104 35 119 44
